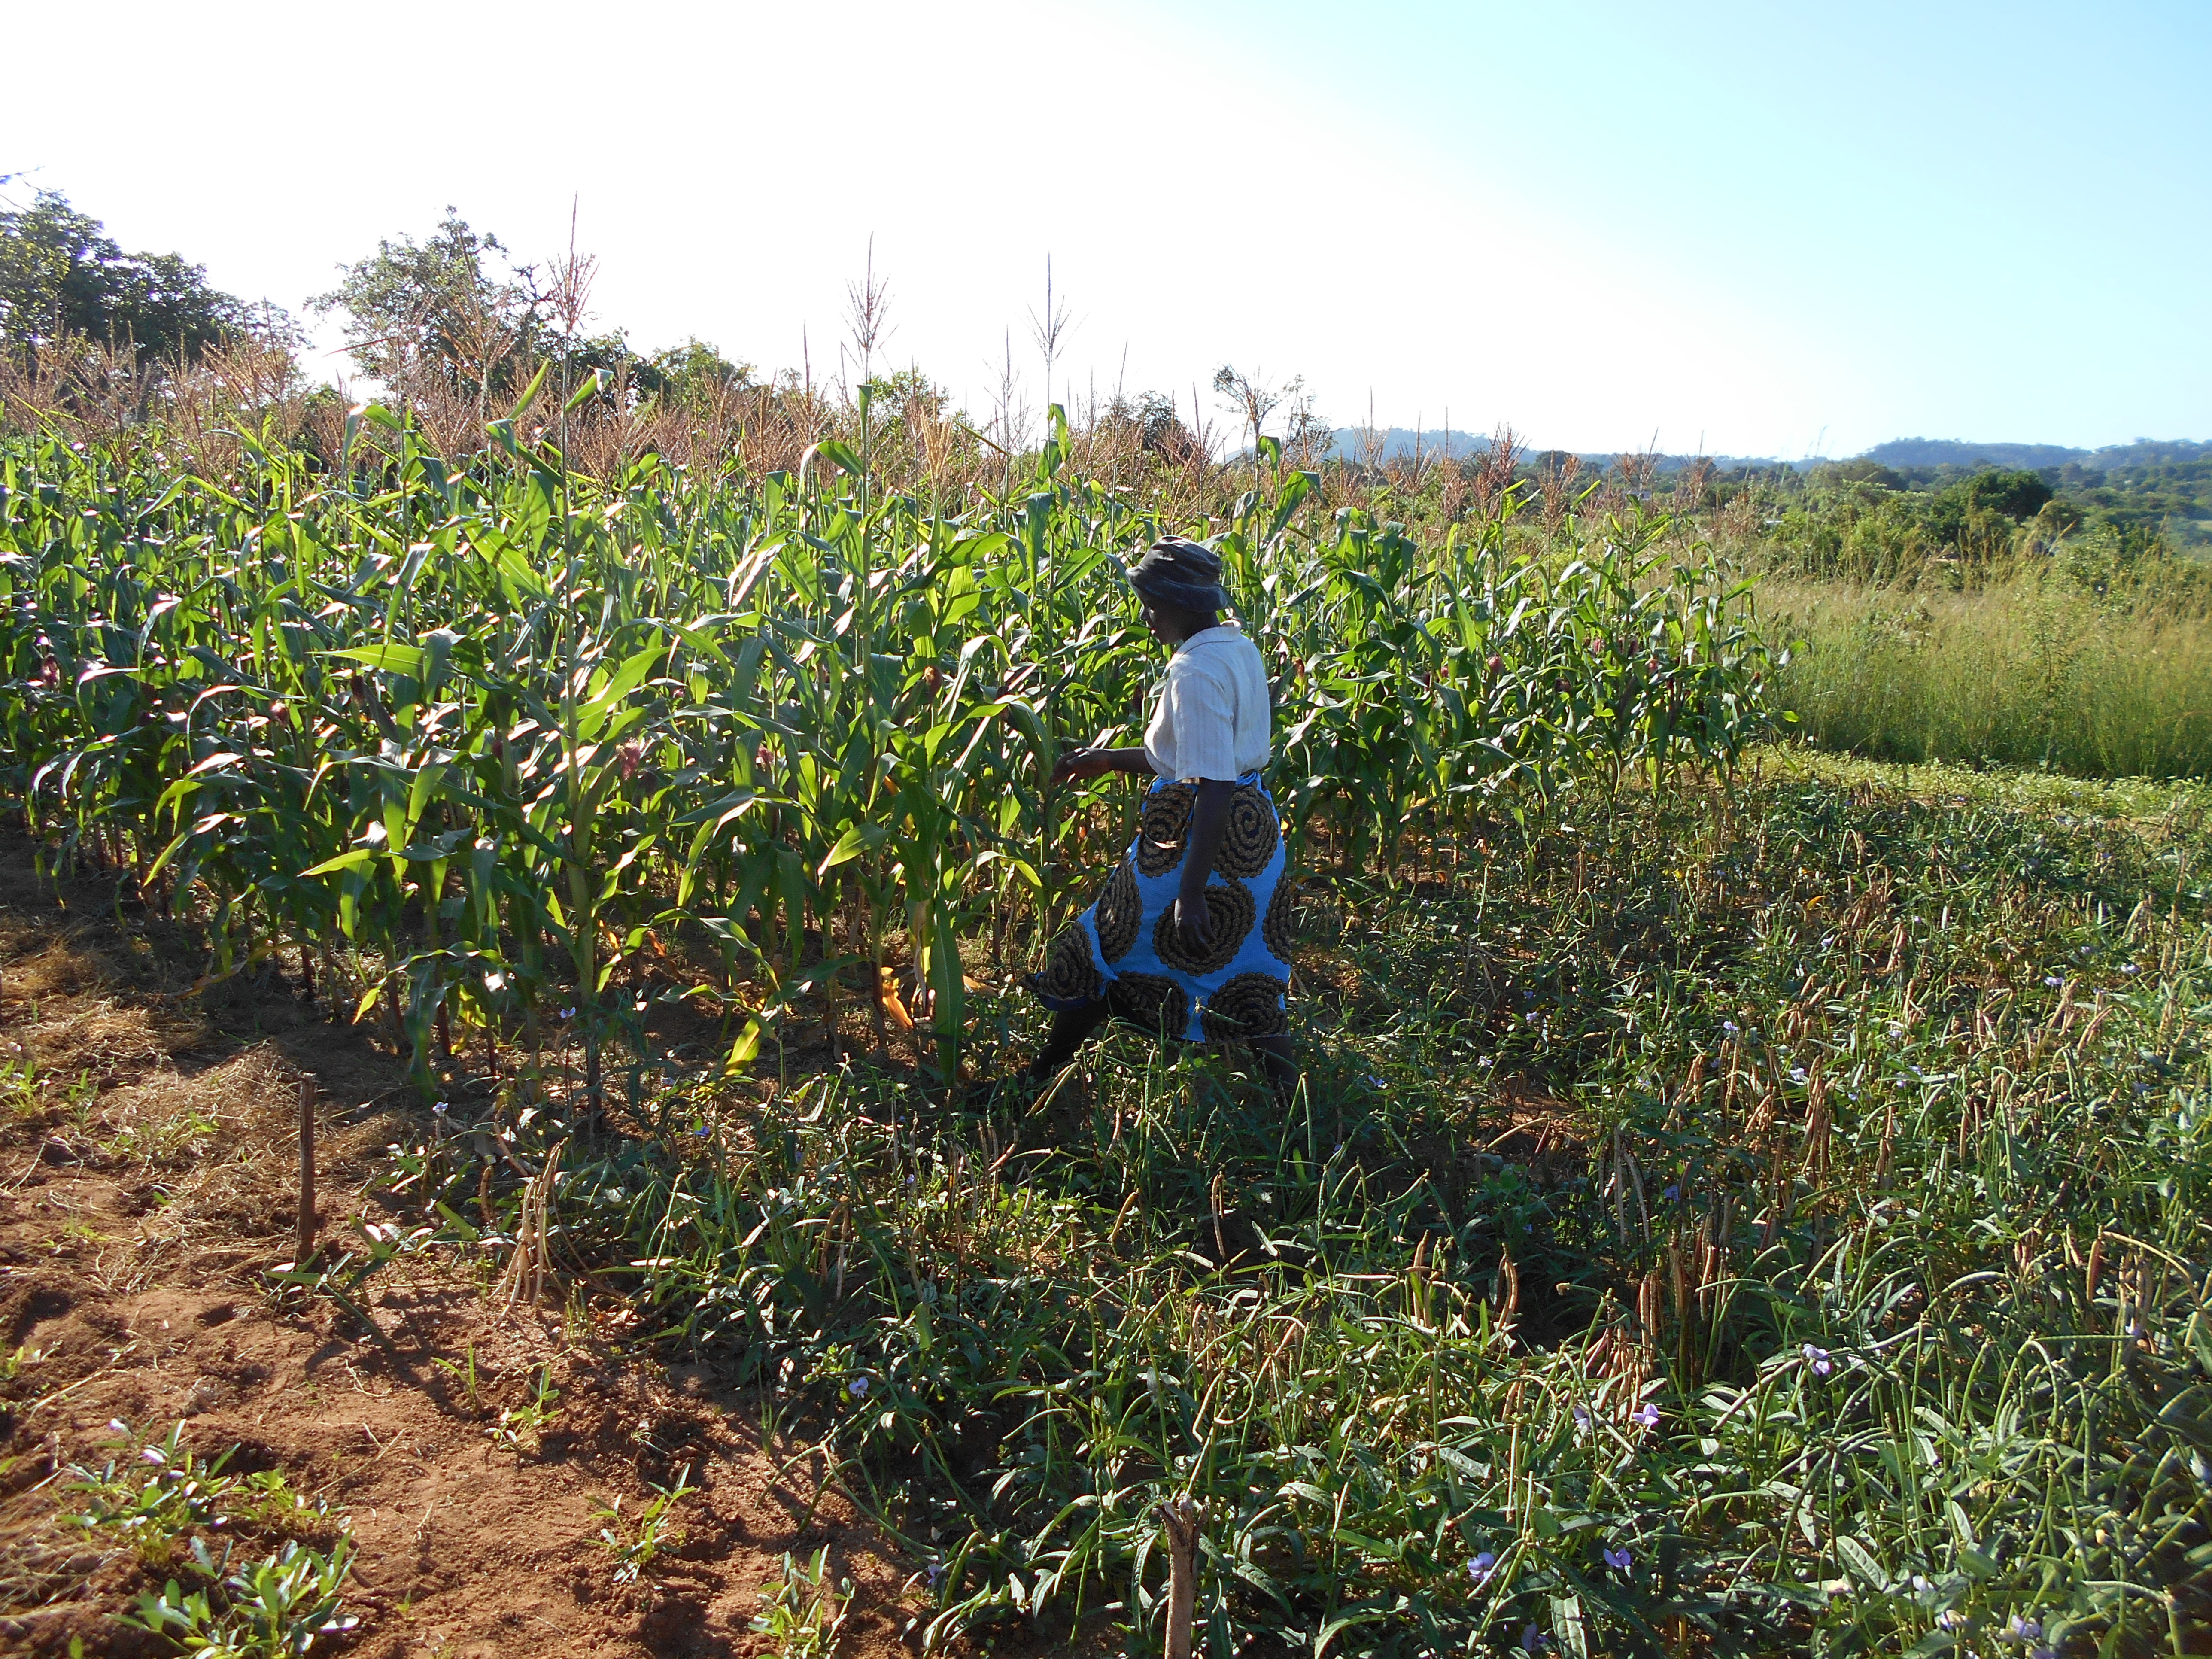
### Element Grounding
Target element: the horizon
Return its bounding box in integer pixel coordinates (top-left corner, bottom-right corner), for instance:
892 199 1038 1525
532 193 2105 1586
3 0 2206 456
1319 429 2211 467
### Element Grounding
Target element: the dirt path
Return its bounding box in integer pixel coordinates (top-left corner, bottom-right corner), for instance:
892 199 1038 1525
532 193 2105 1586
0 841 918 1657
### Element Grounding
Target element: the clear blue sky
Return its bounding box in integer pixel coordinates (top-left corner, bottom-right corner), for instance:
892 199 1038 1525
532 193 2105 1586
1138 0 2212 453
3 0 2204 456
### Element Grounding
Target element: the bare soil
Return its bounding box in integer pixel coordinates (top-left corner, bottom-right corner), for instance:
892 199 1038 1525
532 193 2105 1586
0 836 921 1658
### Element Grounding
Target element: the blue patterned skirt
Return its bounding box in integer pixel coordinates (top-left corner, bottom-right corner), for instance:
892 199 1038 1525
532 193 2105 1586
1033 771 1291 1044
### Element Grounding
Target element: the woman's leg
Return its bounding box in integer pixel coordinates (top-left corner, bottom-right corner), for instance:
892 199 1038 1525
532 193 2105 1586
1249 1033 1300 1106
1030 998 1112 1081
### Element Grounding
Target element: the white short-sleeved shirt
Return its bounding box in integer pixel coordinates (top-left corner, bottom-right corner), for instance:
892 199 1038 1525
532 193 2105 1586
1142 623 1273 783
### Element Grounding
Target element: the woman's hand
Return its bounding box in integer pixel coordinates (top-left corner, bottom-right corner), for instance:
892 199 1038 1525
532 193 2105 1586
1054 747 1148 786
1051 748 1112 786
1175 779 1236 957
1173 892 1212 957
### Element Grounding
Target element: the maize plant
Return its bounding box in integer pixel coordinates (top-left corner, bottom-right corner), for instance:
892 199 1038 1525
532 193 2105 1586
0 408 1781 1101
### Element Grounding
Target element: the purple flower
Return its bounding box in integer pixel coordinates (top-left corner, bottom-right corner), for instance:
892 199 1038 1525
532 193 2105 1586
1802 1343 1833 1377
2042 975 2063 989
139 1447 167 1466
1603 1546 1632 1573
1633 1402 1661 1429
1571 1404 1592 1428
1722 1020 1739 1035
848 1375 870 1399
2003 1615 2043 1643
1466 1551 1497 1587
1938 1609 1965 1631
1662 1184 1680 1203
925 1559 944 1588
1521 1623 1548 1653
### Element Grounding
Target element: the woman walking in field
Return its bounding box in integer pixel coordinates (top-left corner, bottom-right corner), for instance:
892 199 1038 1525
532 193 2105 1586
1024 537 1301 1102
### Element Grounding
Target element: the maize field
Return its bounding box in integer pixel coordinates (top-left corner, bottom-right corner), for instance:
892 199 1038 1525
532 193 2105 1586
0 406 1774 1097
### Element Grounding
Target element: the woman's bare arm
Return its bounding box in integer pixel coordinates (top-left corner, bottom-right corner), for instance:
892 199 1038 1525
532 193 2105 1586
1051 745 1154 785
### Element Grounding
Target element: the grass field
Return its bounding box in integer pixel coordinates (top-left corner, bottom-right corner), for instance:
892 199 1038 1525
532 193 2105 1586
3 416 2211 1658
1769 568 2212 781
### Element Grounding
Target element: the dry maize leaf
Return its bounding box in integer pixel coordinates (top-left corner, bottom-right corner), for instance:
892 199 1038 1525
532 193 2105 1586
878 968 915 1031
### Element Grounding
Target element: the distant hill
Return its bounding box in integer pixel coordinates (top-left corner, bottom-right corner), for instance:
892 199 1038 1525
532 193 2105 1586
1317 429 2212 486
1862 438 2211 472
1324 427 1805 473
1325 427 1491 462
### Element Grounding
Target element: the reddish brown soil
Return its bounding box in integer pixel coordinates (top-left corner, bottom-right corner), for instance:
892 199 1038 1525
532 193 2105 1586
0 841 921 1658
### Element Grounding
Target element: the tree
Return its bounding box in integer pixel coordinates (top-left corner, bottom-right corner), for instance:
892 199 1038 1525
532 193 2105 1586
310 209 539 398
1832 458 1905 489
1111 390 1202 466
646 338 755 410
1212 364 1302 456
1963 468 2054 521
313 213 750 420
0 190 265 368
1925 467 2058 552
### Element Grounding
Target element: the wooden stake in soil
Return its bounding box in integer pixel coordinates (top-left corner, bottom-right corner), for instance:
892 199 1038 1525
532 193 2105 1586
296 1078 317 1267
1158 1495 1204 1659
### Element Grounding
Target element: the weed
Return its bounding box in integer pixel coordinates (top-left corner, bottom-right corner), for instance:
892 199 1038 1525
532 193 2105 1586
487 1364 560 1458
0 1054 37 1118
103 1108 220 1166
429 1343 485 1412
750 1547 851 1659
122 1537 356 1657
230 1470 342 1544
68 1420 236 1566
517 759 2212 1655
592 1464 696 1583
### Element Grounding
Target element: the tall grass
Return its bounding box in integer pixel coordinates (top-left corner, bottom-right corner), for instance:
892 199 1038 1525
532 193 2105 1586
1771 567 2212 778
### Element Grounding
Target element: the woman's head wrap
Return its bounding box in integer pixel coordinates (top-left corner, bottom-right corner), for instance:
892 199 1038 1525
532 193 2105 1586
1129 536 1226 613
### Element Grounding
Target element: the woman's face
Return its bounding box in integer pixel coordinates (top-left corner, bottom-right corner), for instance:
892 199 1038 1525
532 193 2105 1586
1139 595 1215 647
